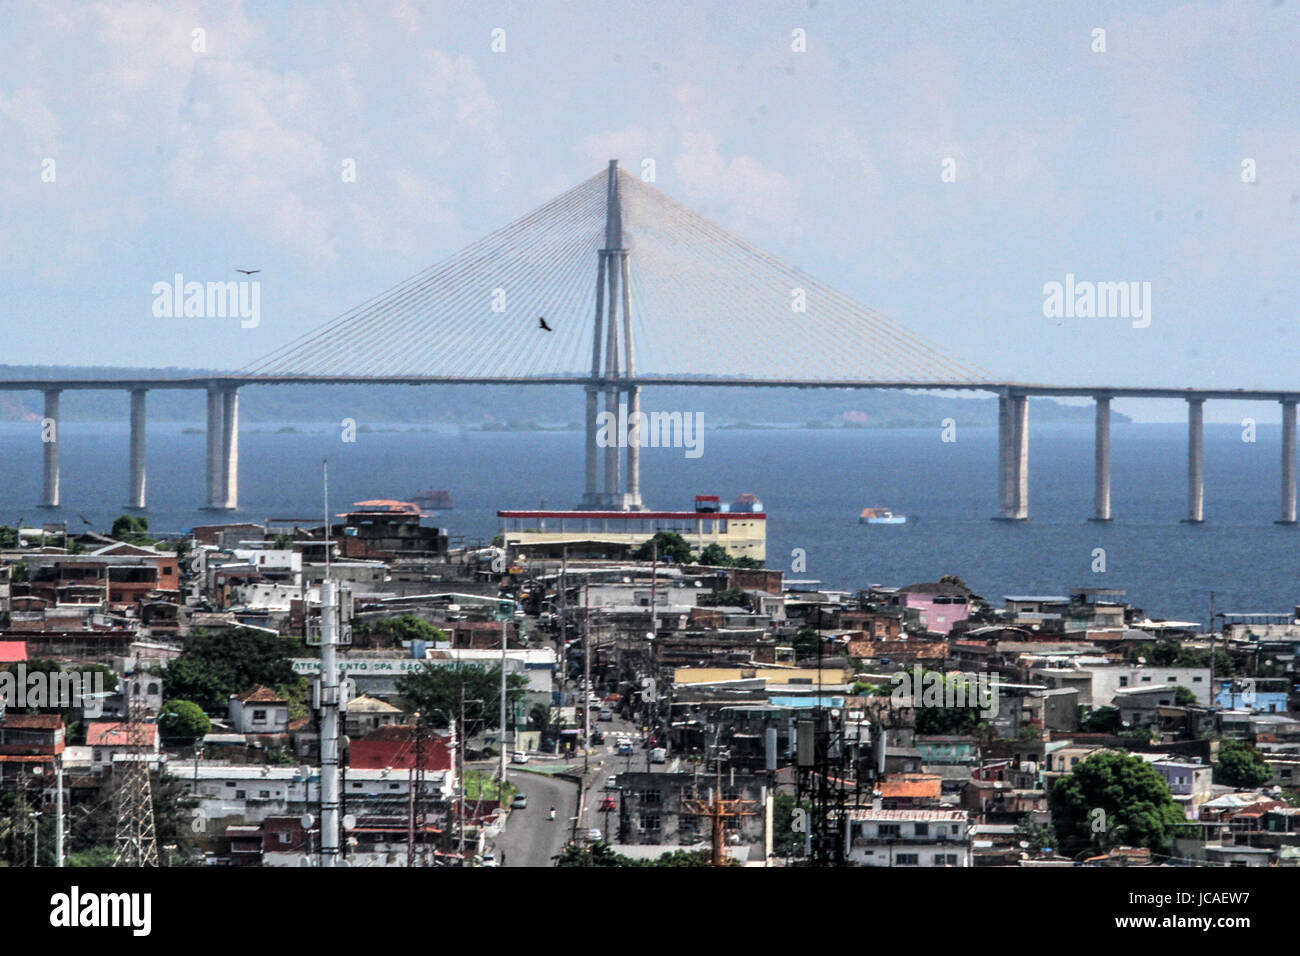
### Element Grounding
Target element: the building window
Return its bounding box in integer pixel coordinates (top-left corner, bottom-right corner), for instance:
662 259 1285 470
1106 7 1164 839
896 853 918 865
639 814 661 831
259 790 270 799
878 824 900 837
279 832 291 844
640 790 662 804
235 790 246 799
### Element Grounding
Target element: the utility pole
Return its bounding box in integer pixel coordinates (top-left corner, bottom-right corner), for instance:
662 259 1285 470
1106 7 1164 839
499 615 508 784
457 682 466 864
54 757 63 867
583 581 592 778
1209 591 1217 710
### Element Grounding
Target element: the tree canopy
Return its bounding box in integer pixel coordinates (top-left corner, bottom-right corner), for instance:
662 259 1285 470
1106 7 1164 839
1049 751 1186 854
160 699 212 746
162 627 303 713
395 662 528 731
1213 739 1272 788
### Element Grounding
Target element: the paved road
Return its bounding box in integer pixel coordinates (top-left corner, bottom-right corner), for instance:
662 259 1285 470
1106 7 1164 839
494 769 577 867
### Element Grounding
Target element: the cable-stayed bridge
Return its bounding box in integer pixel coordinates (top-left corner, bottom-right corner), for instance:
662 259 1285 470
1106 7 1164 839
6 161 1299 524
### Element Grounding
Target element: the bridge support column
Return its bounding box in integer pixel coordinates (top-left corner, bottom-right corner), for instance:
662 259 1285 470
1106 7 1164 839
127 388 147 510
1091 396 1111 521
583 386 600 507
1280 399 1297 525
625 385 642 509
221 388 239 510
996 394 1011 518
40 388 60 508
205 387 223 509
1184 398 1204 524
1011 394 1029 519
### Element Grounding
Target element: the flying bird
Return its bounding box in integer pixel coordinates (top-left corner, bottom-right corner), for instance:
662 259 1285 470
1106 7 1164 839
538 317 553 332
235 269 261 275
79 515 94 526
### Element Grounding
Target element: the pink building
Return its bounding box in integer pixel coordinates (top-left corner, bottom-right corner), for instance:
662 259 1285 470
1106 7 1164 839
898 582 972 635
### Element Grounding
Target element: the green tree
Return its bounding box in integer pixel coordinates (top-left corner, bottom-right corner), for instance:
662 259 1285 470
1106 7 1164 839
1214 739 1272 788
773 790 810 857
1049 751 1186 854
396 662 527 731
162 627 303 713
353 615 447 649
111 514 151 543
67 846 116 867
1079 706 1122 734
696 543 734 567
1014 817 1058 854
1173 685 1198 707
631 532 693 565
0 526 17 548
160 699 211 746
790 626 821 660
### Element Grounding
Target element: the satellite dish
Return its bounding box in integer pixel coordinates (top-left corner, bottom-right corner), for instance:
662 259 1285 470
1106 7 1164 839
301 813 315 829
1018 840 1029 848
299 765 311 780
343 814 357 830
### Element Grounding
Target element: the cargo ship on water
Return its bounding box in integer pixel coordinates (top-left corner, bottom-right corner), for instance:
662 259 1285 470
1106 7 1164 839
859 507 906 525
409 488 453 515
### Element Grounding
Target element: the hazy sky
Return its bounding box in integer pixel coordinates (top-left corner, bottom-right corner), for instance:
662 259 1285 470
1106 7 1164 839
2 1 1297 421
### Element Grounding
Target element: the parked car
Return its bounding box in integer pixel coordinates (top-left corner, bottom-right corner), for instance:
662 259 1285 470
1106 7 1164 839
605 775 619 790
598 709 614 722
511 793 528 809
588 828 603 843
599 796 617 811
650 747 667 764
511 751 529 765
617 741 634 756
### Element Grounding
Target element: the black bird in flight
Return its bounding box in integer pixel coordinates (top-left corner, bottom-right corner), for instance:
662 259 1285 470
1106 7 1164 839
79 514 93 526
236 269 260 275
538 316 553 332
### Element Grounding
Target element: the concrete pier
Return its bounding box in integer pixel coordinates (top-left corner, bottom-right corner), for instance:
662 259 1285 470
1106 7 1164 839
619 252 642 510
1011 394 1028 519
128 388 146 509
40 388 60 508
1092 396 1111 521
1281 400 1297 524
996 394 1011 518
220 388 239 510
1184 398 1205 523
995 393 1028 520
205 387 224 509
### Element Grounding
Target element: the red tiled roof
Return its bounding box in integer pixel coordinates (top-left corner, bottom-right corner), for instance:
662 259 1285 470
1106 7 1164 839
86 721 157 747
0 641 28 663
879 774 942 798
234 685 286 703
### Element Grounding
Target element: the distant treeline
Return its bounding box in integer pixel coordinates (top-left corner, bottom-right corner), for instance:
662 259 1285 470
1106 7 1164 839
0 364 1125 427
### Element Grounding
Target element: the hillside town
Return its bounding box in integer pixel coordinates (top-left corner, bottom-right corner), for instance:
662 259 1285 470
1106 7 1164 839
0 501 1296 868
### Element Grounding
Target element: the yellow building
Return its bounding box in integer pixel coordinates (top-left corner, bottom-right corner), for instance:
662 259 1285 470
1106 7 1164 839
497 507 766 562
672 666 850 685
